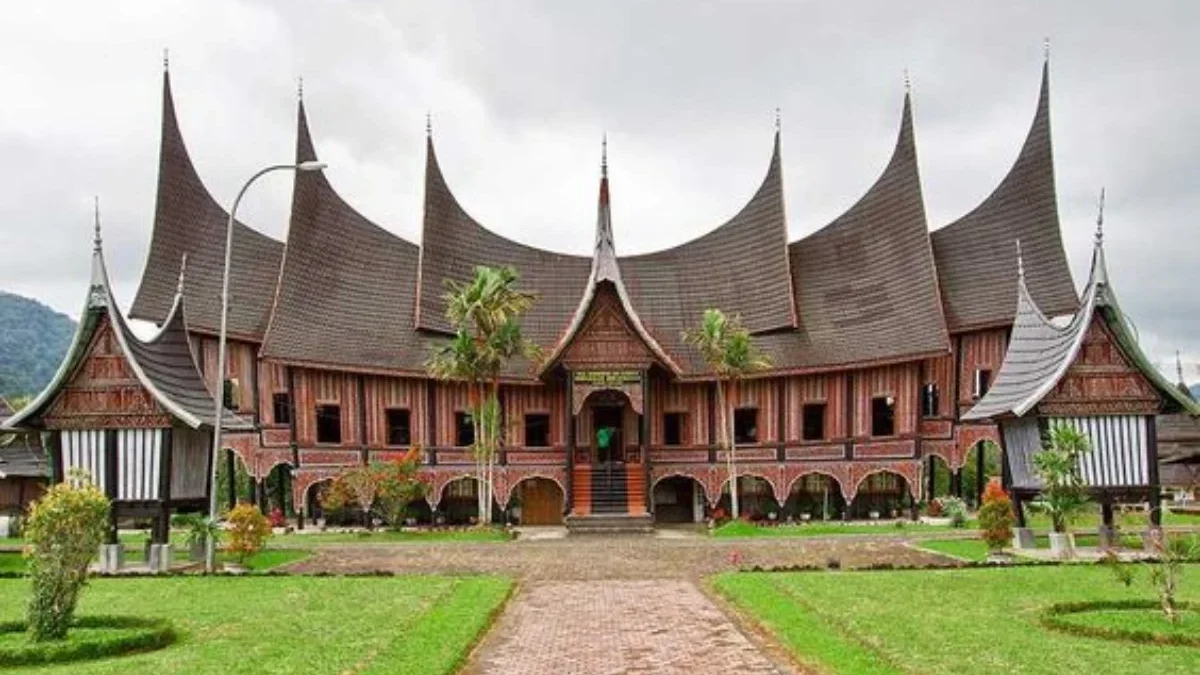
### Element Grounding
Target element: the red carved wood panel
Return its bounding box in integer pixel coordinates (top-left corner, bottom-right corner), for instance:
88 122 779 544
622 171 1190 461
1038 317 1160 415
560 285 655 369
364 376 427 447
198 337 258 413
852 364 918 438
257 360 288 426
434 381 473 447
784 374 847 441
293 369 359 447
727 379 779 443
922 353 955 417
957 328 1008 410
43 316 172 429
648 379 708 446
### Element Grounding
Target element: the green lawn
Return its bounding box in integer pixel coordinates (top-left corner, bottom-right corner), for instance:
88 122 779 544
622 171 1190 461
713 565 1199 675
712 520 975 539
0 575 512 674
917 532 1200 562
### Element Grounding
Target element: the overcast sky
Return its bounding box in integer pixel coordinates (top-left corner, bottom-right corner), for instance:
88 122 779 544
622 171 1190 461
1 1 1197 379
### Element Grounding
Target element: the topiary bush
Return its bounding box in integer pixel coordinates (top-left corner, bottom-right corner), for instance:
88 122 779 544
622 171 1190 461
225 504 272 564
22 475 109 641
0 616 177 666
978 478 1014 552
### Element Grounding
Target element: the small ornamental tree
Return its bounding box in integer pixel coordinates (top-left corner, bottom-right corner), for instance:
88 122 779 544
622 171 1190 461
978 478 1014 552
321 466 379 529
1033 424 1091 533
23 474 110 641
225 503 272 563
1104 532 1198 623
373 452 427 530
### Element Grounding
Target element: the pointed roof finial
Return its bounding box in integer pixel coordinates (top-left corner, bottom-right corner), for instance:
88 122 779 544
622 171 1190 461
1095 187 1106 246
163 48 169 71
1043 37 1051 62
1177 350 1186 385
774 107 781 133
1015 239 1025 280
904 68 911 94
425 111 432 138
92 196 102 252
297 76 304 101
176 252 188 295
601 132 608 177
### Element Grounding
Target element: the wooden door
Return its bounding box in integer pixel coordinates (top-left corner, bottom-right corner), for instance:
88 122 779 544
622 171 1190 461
519 479 564 525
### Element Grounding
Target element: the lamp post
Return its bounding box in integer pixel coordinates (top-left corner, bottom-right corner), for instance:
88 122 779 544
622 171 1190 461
206 160 326 573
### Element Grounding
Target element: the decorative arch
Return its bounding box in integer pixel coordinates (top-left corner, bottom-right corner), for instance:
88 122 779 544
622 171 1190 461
953 424 1001 470
847 460 921 502
782 462 853 501
432 473 483 511
504 472 567 506
291 468 341 511
848 467 917 503
784 469 847 499
650 471 709 504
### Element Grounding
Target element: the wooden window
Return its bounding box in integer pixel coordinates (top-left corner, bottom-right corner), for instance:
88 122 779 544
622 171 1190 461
973 369 992 399
871 397 895 437
316 405 341 444
455 412 475 447
272 393 291 426
734 408 758 444
222 378 240 410
921 383 939 418
663 413 685 446
524 414 550 447
386 409 411 446
802 403 826 441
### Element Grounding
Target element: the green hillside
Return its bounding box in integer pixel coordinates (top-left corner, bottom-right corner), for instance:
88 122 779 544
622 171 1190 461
0 291 76 399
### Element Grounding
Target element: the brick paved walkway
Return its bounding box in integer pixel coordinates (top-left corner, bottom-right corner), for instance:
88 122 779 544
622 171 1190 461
462 580 794 675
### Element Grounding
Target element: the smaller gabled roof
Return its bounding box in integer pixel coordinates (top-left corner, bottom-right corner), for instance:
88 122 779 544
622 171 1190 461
964 205 1200 421
4 216 249 432
0 432 46 479
539 142 682 376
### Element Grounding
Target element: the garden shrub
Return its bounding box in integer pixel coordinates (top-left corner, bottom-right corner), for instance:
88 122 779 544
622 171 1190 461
939 497 969 528
22 476 109 641
978 478 1014 551
1032 423 1091 532
225 504 272 563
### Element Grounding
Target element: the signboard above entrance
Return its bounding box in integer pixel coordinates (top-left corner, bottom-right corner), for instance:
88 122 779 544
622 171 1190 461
572 370 644 416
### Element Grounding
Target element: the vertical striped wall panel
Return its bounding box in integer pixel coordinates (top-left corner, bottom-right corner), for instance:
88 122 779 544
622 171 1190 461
61 429 105 491
116 429 161 500
853 364 919 437
294 369 360 446
171 426 209 499
922 354 955 417
503 383 566 447
784 374 847 441
1051 416 1149 487
199 338 258 412
958 329 1008 404
258 361 288 426
364 376 427 447
434 382 473 446
648 381 708 445
728 379 779 443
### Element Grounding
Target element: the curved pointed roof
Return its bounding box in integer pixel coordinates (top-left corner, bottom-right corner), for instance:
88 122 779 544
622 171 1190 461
931 61 1078 332
7 232 247 431
965 227 1200 420
766 92 949 371
259 101 430 373
130 68 284 340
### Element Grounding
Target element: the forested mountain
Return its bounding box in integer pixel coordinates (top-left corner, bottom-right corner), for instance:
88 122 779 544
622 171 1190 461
0 291 75 399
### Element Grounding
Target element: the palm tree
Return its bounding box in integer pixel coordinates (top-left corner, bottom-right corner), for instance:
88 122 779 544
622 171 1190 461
429 266 537 524
1033 423 1092 533
684 309 770 519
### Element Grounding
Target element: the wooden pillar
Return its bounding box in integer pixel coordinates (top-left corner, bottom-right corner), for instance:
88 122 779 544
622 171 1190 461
926 455 936 501
225 449 237 509
1146 414 1163 528
47 430 63 484
565 372 575 514
1014 494 1027 527
256 479 267 512
951 470 962 498
641 372 651 515
975 443 985 508
104 429 119 545
275 468 286 514
155 428 173 544
357 375 368 462
707 382 717 447
1101 501 1114 528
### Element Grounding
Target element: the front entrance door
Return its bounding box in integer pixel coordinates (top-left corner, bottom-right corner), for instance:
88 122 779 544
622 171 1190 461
593 405 624 464
518 479 564 525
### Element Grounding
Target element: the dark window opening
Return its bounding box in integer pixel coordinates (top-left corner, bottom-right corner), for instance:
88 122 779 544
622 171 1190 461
974 369 992 399
386 409 411 446
734 408 758 444
921 383 939 418
272 392 291 426
871 397 895 437
455 412 475 447
663 413 684 446
316 405 342 444
524 413 550 447
802 403 826 441
222 378 240 410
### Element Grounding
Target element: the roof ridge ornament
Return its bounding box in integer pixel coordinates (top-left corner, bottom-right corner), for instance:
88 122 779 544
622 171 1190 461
1044 36 1051 62
426 111 432 138
774 107 781 133
1015 239 1024 280
176 252 189 296
904 68 911 95
297 76 303 101
1094 186 1105 246
1177 350 1186 385
92 195 102 252
163 48 169 72
601 132 608 177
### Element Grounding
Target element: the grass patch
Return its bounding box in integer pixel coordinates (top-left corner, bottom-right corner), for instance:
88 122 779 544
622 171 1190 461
713 520 973 539
0 552 25 574
0 574 511 674
716 564 1199 674
1042 600 1199 647
915 538 990 561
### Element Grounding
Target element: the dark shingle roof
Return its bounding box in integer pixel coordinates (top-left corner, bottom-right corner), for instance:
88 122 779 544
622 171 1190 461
761 94 949 371
130 70 283 341
259 103 433 373
931 62 1077 332
0 434 46 479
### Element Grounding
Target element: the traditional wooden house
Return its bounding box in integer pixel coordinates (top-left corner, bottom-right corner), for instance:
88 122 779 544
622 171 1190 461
82 55 1109 530
2 221 249 569
0 397 47 523
963 216 1200 539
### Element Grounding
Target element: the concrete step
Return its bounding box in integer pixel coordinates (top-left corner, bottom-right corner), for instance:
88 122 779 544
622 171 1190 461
565 513 654 535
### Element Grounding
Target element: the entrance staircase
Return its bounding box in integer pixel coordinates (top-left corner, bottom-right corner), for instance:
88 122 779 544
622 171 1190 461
566 463 652 534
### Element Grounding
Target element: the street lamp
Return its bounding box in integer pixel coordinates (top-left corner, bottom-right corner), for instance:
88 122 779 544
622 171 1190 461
205 160 327 573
